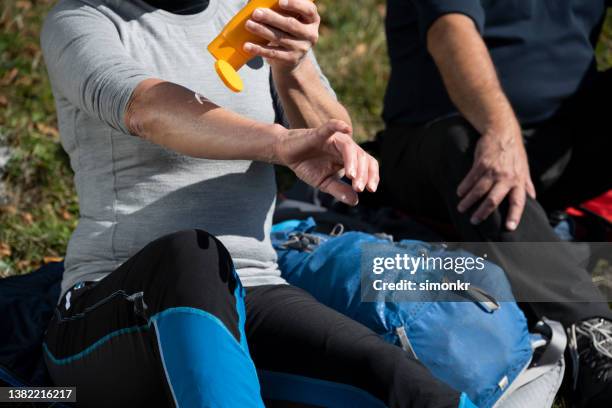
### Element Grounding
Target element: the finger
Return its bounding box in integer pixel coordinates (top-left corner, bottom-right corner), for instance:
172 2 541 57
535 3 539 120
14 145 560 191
315 120 355 177
251 8 316 43
319 118 352 136
457 175 494 213
505 187 526 231
353 151 368 192
471 183 511 225
278 0 319 24
319 176 359 206
457 163 483 197
526 177 536 200
244 42 300 64
366 155 380 192
332 134 358 180
245 19 305 49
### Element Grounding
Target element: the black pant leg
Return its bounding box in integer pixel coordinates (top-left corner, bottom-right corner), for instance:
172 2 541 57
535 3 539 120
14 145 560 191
244 284 461 408
534 69 612 211
380 116 611 325
44 229 241 407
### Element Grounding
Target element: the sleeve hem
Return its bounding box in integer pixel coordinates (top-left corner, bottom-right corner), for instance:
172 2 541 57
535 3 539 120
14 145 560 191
115 74 152 135
414 2 486 41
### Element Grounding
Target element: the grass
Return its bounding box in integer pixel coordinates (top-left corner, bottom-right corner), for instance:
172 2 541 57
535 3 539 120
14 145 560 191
0 0 77 277
316 0 389 139
0 1 610 279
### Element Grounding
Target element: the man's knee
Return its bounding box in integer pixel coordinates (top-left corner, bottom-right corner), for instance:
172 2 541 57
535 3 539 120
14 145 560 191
428 116 480 169
411 116 481 198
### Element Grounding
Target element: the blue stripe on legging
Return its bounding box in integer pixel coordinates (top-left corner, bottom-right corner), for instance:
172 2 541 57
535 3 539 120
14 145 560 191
258 370 387 408
232 270 250 353
154 307 264 408
459 392 479 408
43 324 149 365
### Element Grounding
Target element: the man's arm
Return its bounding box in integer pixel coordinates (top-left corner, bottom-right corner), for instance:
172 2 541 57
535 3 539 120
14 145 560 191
427 14 536 231
243 0 351 129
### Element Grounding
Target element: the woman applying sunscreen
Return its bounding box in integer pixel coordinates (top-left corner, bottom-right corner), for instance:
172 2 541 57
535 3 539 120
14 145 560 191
40 0 466 406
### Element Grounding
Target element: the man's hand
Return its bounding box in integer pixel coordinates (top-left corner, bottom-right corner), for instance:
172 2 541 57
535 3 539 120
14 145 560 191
273 119 379 206
427 14 536 231
244 0 319 72
457 124 536 231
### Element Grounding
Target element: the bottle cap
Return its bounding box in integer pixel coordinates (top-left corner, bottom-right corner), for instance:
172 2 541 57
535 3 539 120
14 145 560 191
214 60 244 93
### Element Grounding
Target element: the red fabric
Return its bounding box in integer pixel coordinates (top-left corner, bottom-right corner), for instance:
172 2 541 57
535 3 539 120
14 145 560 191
567 191 612 223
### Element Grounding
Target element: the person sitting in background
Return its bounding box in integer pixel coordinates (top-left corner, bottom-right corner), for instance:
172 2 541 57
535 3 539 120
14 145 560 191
40 0 469 406
379 1 612 406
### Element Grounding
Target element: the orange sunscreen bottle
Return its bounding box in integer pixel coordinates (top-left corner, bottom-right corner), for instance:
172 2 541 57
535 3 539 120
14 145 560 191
208 0 308 92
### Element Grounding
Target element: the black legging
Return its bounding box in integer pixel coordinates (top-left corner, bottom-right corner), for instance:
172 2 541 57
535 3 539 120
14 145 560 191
44 229 460 408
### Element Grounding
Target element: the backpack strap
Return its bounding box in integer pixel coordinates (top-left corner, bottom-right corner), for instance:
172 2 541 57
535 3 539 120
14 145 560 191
507 318 566 390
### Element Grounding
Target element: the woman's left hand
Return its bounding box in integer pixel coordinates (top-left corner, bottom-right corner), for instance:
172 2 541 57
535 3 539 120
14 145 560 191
244 0 320 72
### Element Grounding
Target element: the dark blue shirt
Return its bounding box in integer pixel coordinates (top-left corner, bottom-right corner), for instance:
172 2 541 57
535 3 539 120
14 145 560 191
383 0 610 126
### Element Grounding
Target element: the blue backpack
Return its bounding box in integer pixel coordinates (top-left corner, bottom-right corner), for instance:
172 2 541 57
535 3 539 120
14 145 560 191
271 218 565 408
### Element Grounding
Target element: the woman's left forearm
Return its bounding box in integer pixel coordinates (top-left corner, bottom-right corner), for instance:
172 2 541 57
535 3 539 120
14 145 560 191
271 58 351 129
243 0 350 129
